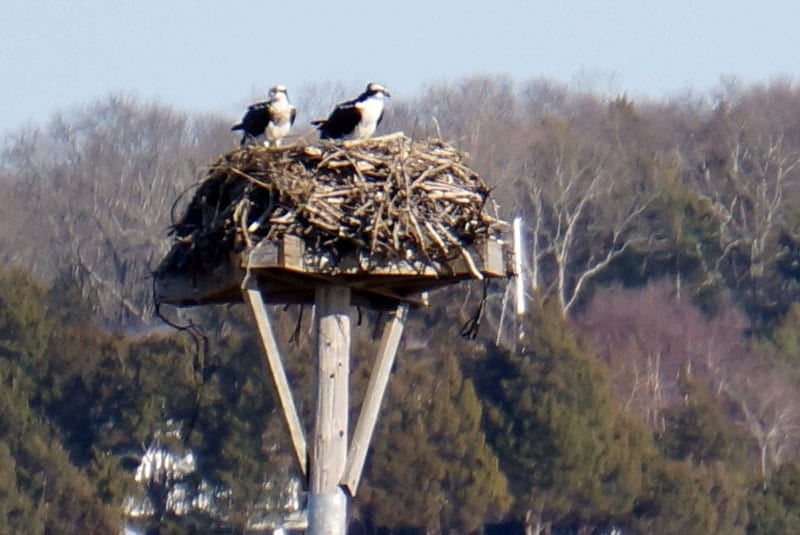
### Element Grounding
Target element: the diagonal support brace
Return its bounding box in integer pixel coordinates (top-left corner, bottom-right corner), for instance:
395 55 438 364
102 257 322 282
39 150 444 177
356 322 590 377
243 276 308 476
341 304 408 495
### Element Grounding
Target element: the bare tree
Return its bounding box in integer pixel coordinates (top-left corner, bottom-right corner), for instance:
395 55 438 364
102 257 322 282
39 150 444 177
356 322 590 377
681 85 800 322
518 109 657 316
728 358 800 481
1 95 231 324
578 281 800 479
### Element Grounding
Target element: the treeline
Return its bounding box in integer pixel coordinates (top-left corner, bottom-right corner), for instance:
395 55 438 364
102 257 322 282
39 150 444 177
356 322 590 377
2 76 800 533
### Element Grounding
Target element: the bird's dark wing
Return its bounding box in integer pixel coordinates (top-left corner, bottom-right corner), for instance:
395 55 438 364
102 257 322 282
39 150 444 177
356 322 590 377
290 107 297 126
247 100 271 112
233 101 272 136
377 109 385 127
314 104 361 139
337 96 360 109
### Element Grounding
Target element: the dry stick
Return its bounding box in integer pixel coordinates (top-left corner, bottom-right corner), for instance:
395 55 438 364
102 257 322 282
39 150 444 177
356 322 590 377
307 217 339 233
409 163 452 189
315 148 348 170
348 152 385 167
369 202 386 257
343 153 370 185
235 199 253 249
406 211 434 267
303 204 341 226
450 163 477 181
326 160 364 169
423 221 450 257
400 166 434 265
227 167 274 190
270 210 295 225
353 199 375 217
435 221 484 280
392 219 401 250
415 151 460 167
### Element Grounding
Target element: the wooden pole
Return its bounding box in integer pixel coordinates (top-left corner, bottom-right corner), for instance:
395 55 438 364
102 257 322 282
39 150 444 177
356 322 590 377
342 303 408 495
308 283 351 534
513 216 526 316
243 279 308 476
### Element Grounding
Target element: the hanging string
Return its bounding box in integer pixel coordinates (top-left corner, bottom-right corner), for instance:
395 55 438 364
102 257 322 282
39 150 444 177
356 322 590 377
289 304 304 345
151 275 212 447
460 279 490 340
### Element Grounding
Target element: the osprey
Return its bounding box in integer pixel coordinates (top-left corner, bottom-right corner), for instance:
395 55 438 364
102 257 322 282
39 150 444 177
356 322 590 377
232 85 297 147
311 82 391 140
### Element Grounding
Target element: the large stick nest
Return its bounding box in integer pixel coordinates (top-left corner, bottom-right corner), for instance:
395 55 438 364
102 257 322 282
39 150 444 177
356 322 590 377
160 133 507 275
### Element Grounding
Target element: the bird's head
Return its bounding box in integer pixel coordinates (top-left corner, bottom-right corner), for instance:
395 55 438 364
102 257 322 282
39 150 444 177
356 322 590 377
366 82 391 98
269 84 288 95
269 84 290 103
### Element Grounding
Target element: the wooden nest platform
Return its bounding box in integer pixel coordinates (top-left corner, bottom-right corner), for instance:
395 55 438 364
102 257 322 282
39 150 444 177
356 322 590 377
155 133 515 310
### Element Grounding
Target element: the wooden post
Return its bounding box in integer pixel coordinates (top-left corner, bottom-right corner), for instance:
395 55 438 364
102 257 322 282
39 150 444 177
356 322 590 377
342 303 408 495
243 278 308 476
513 216 526 316
308 283 351 534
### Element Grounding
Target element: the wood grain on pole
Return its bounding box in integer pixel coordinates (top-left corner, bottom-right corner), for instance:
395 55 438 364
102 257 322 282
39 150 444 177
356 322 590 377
309 283 351 534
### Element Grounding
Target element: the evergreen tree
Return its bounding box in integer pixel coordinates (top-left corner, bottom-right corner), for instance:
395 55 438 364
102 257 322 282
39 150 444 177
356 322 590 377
747 462 800 534
0 359 121 534
0 268 52 371
359 351 512 533
658 366 751 465
477 299 648 530
187 305 296 533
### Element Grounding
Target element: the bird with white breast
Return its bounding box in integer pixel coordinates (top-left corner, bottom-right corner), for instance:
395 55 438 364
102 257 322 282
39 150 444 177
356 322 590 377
232 84 297 147
311 82 391 141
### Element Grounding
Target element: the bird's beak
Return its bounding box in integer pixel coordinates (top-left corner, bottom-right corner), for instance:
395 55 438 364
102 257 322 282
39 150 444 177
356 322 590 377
384 89 391 98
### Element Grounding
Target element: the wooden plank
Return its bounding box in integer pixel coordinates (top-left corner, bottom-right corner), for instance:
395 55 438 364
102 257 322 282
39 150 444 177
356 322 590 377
328 251 443 277
246 239 281 268
246 234 459 277
245 234 516 280
350 284 427 308
162 236 513 308
342 304 408 496
281 234 305 270
309 283 351 534
513 216 526 315
243 278 308 477
154 261 242 306
484 238 506 277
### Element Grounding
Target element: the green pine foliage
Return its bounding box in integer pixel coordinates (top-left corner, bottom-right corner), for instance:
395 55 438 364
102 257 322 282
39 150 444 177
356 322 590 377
359 351 512 533
748 463 800 533
477 299 648 528
182 305 300 532
759 302 800 386
0 269 52 366
658 366 752 465
0 359 121 534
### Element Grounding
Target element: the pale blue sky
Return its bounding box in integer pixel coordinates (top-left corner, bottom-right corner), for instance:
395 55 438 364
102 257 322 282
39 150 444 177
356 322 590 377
1 0 798 135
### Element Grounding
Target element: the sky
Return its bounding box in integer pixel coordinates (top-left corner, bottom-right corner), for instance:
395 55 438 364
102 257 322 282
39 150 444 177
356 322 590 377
1 0 799 135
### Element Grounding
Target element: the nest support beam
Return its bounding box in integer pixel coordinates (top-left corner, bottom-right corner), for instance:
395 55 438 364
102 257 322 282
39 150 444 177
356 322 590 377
243 275 308 477
154 233 513 311
341 303 408 495
242 276 409 534
309 283 351 534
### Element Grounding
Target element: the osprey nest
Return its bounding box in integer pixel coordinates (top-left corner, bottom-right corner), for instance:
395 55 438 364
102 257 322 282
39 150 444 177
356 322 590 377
162 133 507 276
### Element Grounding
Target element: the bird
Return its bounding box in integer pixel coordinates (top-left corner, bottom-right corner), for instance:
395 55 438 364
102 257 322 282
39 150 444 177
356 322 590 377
232 85 296 147
311 82 390 140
